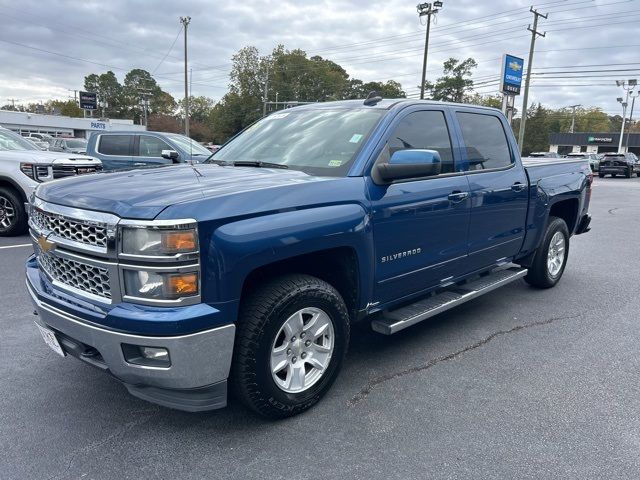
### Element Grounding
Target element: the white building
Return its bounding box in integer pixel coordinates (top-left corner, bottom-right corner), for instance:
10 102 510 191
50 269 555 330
0 109 146 139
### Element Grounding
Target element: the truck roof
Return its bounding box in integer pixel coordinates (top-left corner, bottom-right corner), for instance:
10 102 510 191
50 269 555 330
286 98 501 113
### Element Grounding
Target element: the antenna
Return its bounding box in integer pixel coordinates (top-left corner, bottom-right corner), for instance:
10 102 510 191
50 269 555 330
363 91 383 106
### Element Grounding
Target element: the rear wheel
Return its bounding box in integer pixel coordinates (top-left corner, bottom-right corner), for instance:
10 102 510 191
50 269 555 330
626 167 632 178
524 216 570 289
0 187 27 237
598 173 605 178
232 274 350 418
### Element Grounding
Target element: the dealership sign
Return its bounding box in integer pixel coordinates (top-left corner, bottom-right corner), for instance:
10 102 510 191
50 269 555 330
500 54 524 95
588 136 613 143
79 91 97 110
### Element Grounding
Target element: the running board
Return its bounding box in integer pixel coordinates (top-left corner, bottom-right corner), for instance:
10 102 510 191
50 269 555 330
371 267 527 335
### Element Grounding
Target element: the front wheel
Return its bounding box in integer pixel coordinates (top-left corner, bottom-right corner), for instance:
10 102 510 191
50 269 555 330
0 187 27 237
598 173 605 178
524 216 570 289
626 167 632 178
232 274 350 418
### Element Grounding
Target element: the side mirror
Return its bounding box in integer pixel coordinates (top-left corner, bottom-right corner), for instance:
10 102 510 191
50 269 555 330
374 149 442 183
161 149 180 162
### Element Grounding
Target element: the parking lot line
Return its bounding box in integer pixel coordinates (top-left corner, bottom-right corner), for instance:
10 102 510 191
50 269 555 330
0 243 31 250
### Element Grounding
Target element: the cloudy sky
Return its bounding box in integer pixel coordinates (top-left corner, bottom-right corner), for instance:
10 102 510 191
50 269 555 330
0 0 638 116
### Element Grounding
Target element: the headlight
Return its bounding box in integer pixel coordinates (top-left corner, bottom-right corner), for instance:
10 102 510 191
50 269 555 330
121 226 198 257
20 163 53 182
123 270 199 300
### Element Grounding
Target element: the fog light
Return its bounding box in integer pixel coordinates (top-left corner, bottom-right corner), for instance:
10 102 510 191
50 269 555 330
122 343 171 367
141 346 169 360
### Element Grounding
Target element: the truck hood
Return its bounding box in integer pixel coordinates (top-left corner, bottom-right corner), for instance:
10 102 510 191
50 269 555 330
35 164 330 219
0 150 98 164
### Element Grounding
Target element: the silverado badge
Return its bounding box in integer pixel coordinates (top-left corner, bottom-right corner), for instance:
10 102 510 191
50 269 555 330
38 235 56 253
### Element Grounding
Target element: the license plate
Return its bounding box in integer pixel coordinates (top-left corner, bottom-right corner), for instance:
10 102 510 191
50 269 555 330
36 323 65 357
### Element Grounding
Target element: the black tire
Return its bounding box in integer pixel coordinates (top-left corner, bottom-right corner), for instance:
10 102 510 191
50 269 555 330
0 187 27 237
626 167 632 178
231 274 350 419
598 173 605 178
612 174 617 178
524 216 570 289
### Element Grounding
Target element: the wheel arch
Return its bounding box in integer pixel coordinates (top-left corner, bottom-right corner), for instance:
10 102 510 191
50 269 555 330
549 198 580 234
0 177 28 203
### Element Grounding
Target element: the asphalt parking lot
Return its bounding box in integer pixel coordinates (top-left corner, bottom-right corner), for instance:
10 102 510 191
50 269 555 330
2 176 639 479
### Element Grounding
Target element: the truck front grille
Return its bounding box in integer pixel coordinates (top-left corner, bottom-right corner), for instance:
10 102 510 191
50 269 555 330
31 209 108 248
52 164 102 179
38 251 111 299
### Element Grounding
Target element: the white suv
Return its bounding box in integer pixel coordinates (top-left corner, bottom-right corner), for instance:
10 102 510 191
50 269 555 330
0 127 102 236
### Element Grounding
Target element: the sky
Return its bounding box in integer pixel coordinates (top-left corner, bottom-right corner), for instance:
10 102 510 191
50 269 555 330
0 0 639 117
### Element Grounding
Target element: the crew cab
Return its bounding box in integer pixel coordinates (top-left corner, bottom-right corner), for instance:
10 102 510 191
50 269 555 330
0 126 101 236
86 131 212 171
25 99 592 418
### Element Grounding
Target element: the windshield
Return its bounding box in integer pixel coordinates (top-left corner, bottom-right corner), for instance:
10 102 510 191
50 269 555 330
165 134 211 156
0 130 39 151
65 139 87 149
209 108 385 176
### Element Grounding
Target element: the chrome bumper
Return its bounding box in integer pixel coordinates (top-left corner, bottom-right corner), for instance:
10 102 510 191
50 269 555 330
27 280 236 411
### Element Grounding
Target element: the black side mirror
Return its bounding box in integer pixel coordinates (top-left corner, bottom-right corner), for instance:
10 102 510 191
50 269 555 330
161 149 180 162
373 149 442 183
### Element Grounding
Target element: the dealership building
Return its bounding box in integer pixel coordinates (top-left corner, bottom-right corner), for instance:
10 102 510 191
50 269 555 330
549 132 640 156
0 109 145 139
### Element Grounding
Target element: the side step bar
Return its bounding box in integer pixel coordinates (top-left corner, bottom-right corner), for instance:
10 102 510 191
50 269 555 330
371 267 527 335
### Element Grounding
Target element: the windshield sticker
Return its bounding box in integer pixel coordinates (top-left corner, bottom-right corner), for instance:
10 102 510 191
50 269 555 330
268 112 290 120
328 160 343 167
349 134 364 143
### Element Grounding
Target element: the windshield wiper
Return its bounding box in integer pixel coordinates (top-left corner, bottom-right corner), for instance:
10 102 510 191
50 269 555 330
231 160 289 169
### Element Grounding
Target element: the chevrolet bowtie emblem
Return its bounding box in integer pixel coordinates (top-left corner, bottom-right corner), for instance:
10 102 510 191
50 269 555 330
509 61 522 71
38 235 56 253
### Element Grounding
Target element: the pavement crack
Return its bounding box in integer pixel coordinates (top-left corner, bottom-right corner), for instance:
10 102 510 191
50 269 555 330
348 313 583 406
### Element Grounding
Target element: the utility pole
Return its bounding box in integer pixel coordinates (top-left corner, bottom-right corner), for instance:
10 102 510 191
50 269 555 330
6 98 20 110
262 60 270 117
417 1 443 100
617 79 637 152
567 104 581 133
517 7 547 153
625 90 639 151
180 16 191 137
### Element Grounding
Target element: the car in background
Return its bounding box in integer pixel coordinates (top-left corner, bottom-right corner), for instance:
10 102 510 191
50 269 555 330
49 137 88 154
598 152 640 178
528 152 562 158
204 143 221 153
86 131 212 171
24 138 49 151
24 133 56 148
0 126 102 236
567 152 599 172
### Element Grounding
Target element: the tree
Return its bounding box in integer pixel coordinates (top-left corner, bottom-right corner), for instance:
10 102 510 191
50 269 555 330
84 71 123 118
422 57 478 102
46 100 83 117
347 80 406 99
179 96 215 123
464 93 503 109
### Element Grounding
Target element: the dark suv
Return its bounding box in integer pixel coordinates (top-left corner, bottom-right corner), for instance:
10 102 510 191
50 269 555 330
598 152 640 178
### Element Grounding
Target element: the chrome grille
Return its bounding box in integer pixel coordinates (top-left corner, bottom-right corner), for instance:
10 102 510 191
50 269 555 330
38 251 111 299
31 209 108 248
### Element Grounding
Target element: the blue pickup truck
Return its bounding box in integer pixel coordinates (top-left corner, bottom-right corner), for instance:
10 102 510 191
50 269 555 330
26 99 592 418
85 130 211 171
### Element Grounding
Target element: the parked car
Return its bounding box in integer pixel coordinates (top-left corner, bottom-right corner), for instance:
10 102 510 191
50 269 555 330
598 152 640 178
24 138 49 151
50 137 88 154
567 152 600 172
25 133 56 148
86 131 212 171
0 126 102 236
528 152 561 158
26 99 592 418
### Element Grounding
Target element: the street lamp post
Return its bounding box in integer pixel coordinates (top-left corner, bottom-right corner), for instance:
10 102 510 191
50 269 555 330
616 79 637 152
417 1 443 100
625 90 639 152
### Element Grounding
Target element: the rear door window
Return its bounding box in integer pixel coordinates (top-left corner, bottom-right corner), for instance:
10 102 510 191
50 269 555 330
456 112 513 171
98 135 132 156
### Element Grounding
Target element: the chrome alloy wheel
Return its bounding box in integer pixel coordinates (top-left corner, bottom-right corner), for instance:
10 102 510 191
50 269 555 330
270 307 335 394
547 231 566 277
0 195 15 230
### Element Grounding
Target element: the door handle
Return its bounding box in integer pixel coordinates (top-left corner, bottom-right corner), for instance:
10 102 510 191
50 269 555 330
448 191 469 203
511 182 526 192
133 162 147 166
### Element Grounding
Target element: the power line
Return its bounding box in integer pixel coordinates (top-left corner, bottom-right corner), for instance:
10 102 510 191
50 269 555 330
152 25 183 74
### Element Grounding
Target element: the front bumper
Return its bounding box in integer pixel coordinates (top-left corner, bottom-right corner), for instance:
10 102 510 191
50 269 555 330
27 272 236 412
